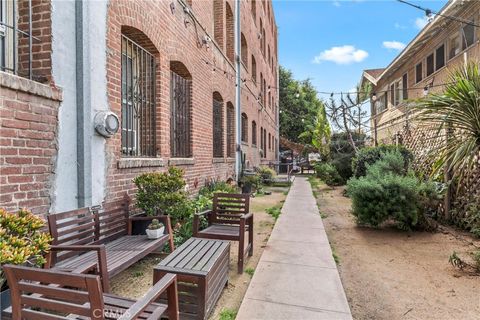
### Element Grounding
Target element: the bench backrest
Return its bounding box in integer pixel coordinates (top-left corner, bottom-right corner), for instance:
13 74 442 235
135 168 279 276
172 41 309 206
48 200 129 263
4 264 105 320
211 193 250 225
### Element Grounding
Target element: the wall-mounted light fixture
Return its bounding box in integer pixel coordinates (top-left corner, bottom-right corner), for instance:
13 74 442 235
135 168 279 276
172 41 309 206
94 111 119 138
423 86 429 97
371 92 377 101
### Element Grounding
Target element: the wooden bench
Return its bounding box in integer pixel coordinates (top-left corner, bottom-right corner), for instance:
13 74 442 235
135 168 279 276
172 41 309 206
46 200 175 292
153 238 230 320
2 264 179 320
193 193 252 274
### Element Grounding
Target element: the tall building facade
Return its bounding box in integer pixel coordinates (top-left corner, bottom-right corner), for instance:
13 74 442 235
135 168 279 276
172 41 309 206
0 0 279 215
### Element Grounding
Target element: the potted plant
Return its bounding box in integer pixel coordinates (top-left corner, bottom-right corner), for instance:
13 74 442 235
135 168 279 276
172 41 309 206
0 209 52 318
240 174 260 194
146 219 165 239
132 167 188 235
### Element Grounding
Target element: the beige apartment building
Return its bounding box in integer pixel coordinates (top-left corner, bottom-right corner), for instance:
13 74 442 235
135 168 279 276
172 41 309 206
362 0 480 145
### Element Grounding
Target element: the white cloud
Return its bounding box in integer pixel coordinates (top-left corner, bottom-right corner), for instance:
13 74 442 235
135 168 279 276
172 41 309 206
382 41 406 51
415 16 429 29
332 1 341 7
394 22 407 30
313 45 368 65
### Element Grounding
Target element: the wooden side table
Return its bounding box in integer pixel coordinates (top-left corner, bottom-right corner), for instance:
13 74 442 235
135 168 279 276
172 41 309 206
153 237 230 320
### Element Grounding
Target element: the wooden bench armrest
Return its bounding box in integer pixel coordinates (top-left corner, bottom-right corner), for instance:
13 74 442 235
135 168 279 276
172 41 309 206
193 210 212 237
46 245 110 292
124 273 179 320
240 212 253 220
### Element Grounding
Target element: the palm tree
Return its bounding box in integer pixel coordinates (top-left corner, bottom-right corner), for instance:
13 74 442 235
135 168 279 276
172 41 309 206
415 62 480 183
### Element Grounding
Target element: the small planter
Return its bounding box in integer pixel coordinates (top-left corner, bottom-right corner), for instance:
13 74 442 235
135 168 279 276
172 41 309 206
0 288 11 319
241 183 252 194
146 226 165 239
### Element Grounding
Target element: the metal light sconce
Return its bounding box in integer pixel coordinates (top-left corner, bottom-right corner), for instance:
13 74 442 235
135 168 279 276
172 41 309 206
423 86 429 97
371 92 377 102
94 111 119 138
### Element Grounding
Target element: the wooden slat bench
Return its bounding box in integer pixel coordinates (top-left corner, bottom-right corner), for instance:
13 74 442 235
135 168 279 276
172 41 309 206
46 200 175 292
193 193 253 273
153 238 230 320
2 264 179 320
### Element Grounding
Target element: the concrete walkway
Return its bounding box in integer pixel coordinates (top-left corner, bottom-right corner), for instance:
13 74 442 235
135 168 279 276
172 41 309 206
236 177 352 320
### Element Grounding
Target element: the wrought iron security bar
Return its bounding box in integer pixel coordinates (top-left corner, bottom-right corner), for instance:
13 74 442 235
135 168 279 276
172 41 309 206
170 71 192 158
0 0 39 79
121 34 157 157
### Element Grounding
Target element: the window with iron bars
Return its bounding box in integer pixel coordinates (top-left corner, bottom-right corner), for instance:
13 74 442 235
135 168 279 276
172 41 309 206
121 35 157 157
241 113 248 143
226 103 235 157
0 0 37 79
251 121 257 146
170 70 192 158
213 98 224 158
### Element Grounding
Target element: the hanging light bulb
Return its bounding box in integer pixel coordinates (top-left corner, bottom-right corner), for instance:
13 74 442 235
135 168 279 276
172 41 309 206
371 92 377 101
295 91 300 98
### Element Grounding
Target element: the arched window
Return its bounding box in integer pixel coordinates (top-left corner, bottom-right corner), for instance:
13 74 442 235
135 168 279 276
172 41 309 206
213 0 224 48
213 92 224 158
170 61 192 158
251 55 257 83
268 132 271 150
252 121 257 146
226 102 235 157
259 72 264 105
225 3 234 63
262 28 266 58
268 90 271 109
241 33 248 66
260 126 264 152
251 0 256 23
263 78 266 106
241 113 248 143
268 45 271 66
121 28 158 157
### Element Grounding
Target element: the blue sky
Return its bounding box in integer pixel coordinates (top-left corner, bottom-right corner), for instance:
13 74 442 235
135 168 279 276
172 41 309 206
273 0 447 96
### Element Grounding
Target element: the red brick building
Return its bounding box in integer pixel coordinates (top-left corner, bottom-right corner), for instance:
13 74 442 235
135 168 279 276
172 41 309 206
0 0 279 214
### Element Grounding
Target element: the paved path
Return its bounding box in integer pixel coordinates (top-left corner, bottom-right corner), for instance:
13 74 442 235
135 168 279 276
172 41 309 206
236 177 352 320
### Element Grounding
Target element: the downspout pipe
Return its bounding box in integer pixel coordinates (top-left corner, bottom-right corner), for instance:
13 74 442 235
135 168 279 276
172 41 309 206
234 0 242 181
75 1 92 207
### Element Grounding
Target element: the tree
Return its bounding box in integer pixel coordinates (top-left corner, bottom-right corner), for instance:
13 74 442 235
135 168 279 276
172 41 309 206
416 62 480 183
325 82 371 153
279 66 322 144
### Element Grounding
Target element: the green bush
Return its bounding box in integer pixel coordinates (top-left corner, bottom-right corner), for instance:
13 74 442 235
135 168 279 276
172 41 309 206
347 152 438 230
352 145 413 178
315 162 343 186
133 167 187 217
257 166 276 185
198 180 237 199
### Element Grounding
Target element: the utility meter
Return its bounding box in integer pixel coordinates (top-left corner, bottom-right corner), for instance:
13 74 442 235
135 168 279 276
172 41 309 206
94 111 119 138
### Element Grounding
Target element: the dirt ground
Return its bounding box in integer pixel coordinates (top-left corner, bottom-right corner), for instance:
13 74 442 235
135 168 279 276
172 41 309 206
313 182 480 320
110 187 288 319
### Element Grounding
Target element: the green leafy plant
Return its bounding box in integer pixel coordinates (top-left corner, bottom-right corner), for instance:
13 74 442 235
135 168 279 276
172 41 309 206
0 209 52 289
240 174 261 189
133 167 187 216
347 151 439 230
198 180 237 199
266 205 282 220
245 267 255 276
415 62 480 184
315 162 343 186
352 145 413 178
257 166 276 185
219 308 238 320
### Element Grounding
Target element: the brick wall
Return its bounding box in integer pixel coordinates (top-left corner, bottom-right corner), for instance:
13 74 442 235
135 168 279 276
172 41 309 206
105 0 279 201
0 72 62 216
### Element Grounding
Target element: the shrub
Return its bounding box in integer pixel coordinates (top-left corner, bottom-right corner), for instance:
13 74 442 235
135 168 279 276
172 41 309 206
133 167 187 217
315 162 343 186
257 166 276 185
198 180 237 199
0 209 52 288
347 153 438 230
352 145 413 178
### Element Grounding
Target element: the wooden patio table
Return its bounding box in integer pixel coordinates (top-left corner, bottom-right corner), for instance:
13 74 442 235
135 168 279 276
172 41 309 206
153 238 230 320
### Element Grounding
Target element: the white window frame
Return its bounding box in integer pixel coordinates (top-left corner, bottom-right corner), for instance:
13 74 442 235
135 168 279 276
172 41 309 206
448 32 461 60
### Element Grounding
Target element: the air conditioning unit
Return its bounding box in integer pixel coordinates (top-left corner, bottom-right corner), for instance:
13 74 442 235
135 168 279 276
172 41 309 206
121 128 137 154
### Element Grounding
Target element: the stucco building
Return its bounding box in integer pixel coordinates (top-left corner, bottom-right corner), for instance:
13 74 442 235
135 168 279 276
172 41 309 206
0 0 279 215
362 0 480 145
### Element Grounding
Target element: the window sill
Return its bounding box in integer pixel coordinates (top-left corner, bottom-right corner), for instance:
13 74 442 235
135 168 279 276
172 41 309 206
118 158 165 169
213 158 225 164
168 158 195 166
241 142 249 146
226 158 235 163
